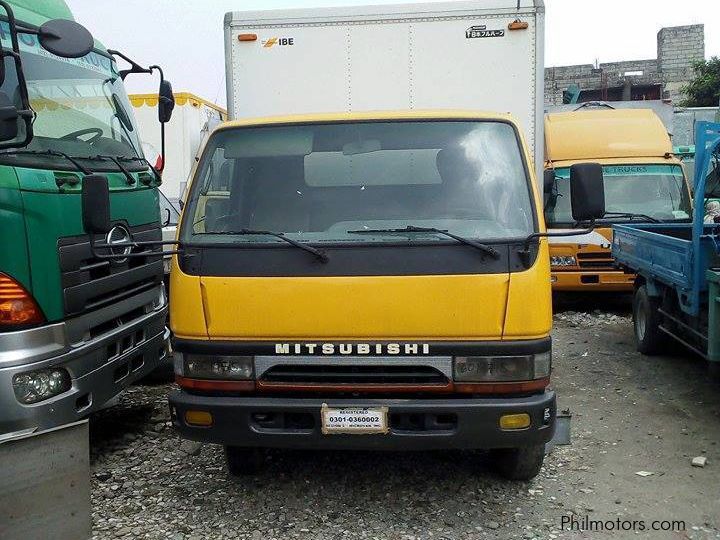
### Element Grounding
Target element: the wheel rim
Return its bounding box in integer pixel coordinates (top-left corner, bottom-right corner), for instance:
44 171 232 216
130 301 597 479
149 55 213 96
635 298 647 341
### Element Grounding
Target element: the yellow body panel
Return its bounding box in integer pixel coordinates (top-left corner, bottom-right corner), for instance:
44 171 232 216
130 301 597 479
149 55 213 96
172 110 551 343
197 274 510 341
545 109 672 163
504 241 553 338
170 258 208 339
550 227 634 292
215 109 517 131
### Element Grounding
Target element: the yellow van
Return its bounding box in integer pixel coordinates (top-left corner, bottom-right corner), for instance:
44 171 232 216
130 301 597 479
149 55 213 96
168 111 605 480
544 109 692 292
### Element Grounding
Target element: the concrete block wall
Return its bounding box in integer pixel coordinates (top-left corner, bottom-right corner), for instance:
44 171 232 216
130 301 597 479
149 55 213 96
545 24 705 105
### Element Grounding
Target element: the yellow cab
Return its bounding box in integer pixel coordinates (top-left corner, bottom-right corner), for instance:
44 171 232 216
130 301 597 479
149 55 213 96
167 110 606 480
544 108 692 292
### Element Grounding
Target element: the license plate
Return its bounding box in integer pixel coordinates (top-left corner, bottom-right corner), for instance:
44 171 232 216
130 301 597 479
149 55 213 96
321 404 389 435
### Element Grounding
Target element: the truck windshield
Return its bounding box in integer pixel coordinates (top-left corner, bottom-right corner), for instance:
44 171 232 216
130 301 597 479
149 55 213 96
545 164 691 225
0 37 144 170
182 121 535 245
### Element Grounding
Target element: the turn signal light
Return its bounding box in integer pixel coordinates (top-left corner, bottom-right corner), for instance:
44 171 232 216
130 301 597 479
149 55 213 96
185 410 213 427
508 19 529 30
238 33 258 42
0 274 44 326
499 413 531 430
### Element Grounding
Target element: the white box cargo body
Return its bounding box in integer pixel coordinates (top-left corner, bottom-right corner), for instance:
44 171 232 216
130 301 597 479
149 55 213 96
131 93 227 202
224 0 545 182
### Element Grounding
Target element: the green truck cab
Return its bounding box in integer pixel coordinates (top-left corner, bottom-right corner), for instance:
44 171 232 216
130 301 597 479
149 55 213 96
0 0 173 437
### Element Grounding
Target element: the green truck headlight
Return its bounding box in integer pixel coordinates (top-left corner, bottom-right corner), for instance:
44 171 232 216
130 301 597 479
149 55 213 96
453 352 551 382
183 354 255 380
13 368 72 405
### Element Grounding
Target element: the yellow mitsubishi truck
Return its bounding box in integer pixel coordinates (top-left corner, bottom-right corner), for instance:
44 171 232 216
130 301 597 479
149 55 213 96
168 110 606 480
167 1 606 480
544 108 692 291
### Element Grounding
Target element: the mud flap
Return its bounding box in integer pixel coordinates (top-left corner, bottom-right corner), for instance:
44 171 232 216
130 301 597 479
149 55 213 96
545 410 572 454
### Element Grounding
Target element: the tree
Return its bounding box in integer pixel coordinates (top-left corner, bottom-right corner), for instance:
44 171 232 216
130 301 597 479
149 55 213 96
681 57 720 107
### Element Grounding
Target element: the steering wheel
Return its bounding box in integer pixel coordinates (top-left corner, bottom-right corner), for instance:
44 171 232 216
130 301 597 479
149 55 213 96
60 128 104 143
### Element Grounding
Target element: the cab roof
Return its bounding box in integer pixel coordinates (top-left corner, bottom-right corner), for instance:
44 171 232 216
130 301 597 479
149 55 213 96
545 109 672 163
217 110 517 131
9 0 73 27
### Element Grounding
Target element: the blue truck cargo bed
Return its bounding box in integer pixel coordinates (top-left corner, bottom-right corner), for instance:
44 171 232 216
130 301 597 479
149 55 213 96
612 122 720 361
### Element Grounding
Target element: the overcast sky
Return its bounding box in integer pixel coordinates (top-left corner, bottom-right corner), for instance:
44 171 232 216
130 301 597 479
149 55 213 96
66 0 720 107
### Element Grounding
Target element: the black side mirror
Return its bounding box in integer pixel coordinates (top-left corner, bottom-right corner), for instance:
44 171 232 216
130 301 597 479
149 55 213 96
543 169 556 193
570 163 605 222
158 80 175 123
82 175 112 234
163 208 171 227
38 19 94 59
0 92 19 142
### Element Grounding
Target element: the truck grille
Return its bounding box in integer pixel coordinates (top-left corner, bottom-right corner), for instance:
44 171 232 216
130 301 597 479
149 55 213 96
577 252 615 270
261 365 448 385
58 224 163 317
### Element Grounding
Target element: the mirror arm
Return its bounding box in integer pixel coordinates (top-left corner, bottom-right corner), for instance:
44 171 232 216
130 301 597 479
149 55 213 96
88 234 182 259
107 49 153 80
519 223 597 268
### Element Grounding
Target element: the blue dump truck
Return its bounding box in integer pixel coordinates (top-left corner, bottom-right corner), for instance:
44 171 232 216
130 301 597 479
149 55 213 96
613 122 720 372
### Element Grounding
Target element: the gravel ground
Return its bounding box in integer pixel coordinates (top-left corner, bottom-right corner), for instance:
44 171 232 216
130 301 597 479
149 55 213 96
89 296 720 540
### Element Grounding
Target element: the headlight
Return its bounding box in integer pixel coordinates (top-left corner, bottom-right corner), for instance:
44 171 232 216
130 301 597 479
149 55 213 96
13 368 72 404
550 256 577 267
453 352 551 382
183 354 254 380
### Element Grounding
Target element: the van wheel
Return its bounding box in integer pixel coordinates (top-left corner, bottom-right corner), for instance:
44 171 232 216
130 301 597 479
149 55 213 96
224 447 264 476
492 444 545 480
633 285 667 355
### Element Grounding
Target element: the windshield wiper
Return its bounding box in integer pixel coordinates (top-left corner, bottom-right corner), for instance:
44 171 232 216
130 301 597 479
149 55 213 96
93 154 135 185
603 212 661 224
7 149 91 175
119 156 161 183
197 229 329 263
347 225 501 259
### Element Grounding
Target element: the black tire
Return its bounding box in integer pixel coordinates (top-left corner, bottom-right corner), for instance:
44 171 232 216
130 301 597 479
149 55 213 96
708 362 720 382
224 446 264 476
633 285 667 355
492 444 545 481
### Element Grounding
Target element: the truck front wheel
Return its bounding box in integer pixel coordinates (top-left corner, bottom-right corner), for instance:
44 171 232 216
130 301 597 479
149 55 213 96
491 444 545 480
633 285 667 355
224 446 264 476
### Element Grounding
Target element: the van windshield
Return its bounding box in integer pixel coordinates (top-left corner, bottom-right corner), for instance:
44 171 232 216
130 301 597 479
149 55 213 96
182 121 535 245
545 164 691 225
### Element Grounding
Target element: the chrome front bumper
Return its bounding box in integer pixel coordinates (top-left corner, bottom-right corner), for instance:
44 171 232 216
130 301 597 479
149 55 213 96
0 286 170 436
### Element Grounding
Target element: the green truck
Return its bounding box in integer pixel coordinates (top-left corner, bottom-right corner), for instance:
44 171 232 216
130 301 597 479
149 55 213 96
0 0 173 437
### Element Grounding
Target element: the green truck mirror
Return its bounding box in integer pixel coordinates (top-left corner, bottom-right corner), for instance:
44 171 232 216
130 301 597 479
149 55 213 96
81 175 112 234
159 79 175 123
38 19 94 59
